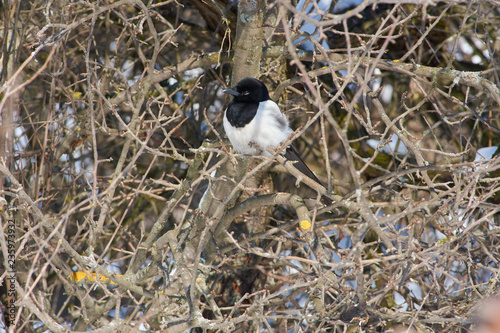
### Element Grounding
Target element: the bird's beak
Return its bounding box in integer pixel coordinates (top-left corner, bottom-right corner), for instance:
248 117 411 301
223 88 241 97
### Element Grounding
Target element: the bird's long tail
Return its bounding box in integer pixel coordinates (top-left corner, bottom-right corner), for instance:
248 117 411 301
284 145 333 206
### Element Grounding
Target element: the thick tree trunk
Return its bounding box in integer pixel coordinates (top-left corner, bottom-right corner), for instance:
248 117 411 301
231 0 266 84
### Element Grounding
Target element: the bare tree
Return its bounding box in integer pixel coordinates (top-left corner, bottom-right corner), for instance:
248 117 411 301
0 0 499 332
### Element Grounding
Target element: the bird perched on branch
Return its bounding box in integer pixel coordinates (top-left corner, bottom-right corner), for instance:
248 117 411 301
223 77 332 206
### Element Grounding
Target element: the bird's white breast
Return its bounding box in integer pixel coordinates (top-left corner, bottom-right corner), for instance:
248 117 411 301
224 100 293 155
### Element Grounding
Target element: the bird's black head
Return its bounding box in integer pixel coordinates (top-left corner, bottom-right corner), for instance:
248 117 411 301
223 77 270 103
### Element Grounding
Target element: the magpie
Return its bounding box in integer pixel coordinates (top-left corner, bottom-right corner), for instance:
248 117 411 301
223 77 332 206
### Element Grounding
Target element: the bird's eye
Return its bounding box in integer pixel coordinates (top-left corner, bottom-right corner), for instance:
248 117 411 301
242 91 250 95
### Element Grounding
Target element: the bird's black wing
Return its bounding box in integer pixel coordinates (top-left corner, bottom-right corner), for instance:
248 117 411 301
284 145 332 206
